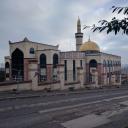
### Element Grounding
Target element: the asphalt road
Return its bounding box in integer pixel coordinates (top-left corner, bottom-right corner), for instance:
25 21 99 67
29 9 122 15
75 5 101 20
0 87 128 128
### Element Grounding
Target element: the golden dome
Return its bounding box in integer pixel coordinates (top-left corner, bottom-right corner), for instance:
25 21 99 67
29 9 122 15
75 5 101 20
80 39 100 52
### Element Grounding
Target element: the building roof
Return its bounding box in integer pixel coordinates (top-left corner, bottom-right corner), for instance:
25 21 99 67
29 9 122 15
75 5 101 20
9 37 58 48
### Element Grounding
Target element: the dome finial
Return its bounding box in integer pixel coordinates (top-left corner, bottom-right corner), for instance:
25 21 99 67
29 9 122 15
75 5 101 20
88 35 91 41
78 16 80 20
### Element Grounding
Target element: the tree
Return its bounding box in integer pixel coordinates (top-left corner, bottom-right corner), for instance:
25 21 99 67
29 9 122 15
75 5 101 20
0 70 5 82
84 6 128 35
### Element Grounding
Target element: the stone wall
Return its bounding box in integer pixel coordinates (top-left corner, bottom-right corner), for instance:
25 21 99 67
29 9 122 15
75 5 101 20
0 81 32 92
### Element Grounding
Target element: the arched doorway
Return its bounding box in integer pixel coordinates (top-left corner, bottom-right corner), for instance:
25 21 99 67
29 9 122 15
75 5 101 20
5 62 10 68
40 53 47 81
89 59 97 84
11 48 24 80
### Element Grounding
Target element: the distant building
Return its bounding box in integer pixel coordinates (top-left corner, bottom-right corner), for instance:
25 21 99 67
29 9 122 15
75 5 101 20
4 18 121 91
121 65 128 84
0 63 4 71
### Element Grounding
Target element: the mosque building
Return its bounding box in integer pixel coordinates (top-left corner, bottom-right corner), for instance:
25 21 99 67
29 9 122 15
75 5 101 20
4 18 121 91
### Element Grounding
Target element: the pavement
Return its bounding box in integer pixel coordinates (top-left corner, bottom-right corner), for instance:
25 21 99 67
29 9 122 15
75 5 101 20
62 114 110 128
0 85 126 101
62 99 128 128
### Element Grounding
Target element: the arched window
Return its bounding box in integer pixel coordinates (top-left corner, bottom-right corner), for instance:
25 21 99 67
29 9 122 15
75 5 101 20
80 60 83 68
118 61 121 66
103 60 106 67
89 59 97 83
118 61 120 66
113 61 114 66
89 59 97 68
113 61 116 66
40 54 46 68
110 60 112 67
64 60 67 81
107 60 109 67
73 60 76 81
103 60 106 73
115 61 117 66
110 60 113 72
53 53 58 68
30 48 34 54
40 54 47 81
5 62 9 68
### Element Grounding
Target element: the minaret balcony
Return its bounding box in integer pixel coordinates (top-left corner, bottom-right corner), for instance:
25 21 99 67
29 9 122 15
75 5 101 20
75 33 83 38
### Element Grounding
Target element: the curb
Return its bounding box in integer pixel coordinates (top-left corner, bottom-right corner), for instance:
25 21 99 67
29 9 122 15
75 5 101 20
0 95 40 101
0 86 126 101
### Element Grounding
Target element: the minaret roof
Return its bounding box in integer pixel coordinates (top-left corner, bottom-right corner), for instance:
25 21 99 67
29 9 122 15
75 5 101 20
77 16 81 26
88 35 91 42
77 16 81 33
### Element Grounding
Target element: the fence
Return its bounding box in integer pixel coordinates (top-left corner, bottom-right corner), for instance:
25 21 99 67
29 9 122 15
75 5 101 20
39 67 60 83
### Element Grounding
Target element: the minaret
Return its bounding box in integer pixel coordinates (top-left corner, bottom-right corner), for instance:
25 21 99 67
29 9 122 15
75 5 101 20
75 17 83 51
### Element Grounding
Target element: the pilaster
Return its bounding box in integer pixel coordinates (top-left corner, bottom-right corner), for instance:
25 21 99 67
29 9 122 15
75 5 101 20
57 64 64 90
77 67 84 88
24 59 29 81
28 59 38 90
46 64 53 82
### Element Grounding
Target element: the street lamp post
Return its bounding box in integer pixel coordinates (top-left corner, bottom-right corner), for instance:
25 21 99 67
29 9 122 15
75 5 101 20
12 68 22 93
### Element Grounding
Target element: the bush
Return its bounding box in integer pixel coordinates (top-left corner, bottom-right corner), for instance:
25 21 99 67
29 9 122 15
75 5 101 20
0 71 5 82
68 87 74 91
44 88 51 92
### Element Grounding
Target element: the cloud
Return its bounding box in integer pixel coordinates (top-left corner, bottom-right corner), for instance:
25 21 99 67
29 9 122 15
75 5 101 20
0 0 128 64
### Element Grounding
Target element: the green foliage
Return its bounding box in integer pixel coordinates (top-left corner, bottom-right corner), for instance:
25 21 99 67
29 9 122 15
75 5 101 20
84 6 128 35
112 6 128 14
0 71 5 82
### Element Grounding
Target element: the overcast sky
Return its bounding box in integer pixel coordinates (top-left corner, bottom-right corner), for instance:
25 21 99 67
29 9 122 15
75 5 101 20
0 0 128 64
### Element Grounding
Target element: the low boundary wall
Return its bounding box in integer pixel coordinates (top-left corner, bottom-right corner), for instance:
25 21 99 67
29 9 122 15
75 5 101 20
0 81 32 92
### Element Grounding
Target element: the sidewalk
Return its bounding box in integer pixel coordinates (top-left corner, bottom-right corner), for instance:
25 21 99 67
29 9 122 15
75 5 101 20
0 86 127 101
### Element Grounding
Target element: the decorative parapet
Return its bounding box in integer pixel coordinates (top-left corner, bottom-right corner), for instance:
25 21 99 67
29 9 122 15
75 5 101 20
60 51 84 59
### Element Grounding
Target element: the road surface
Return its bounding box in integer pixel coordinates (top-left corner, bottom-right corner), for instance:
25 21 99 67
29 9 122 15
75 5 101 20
0 87 128 128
